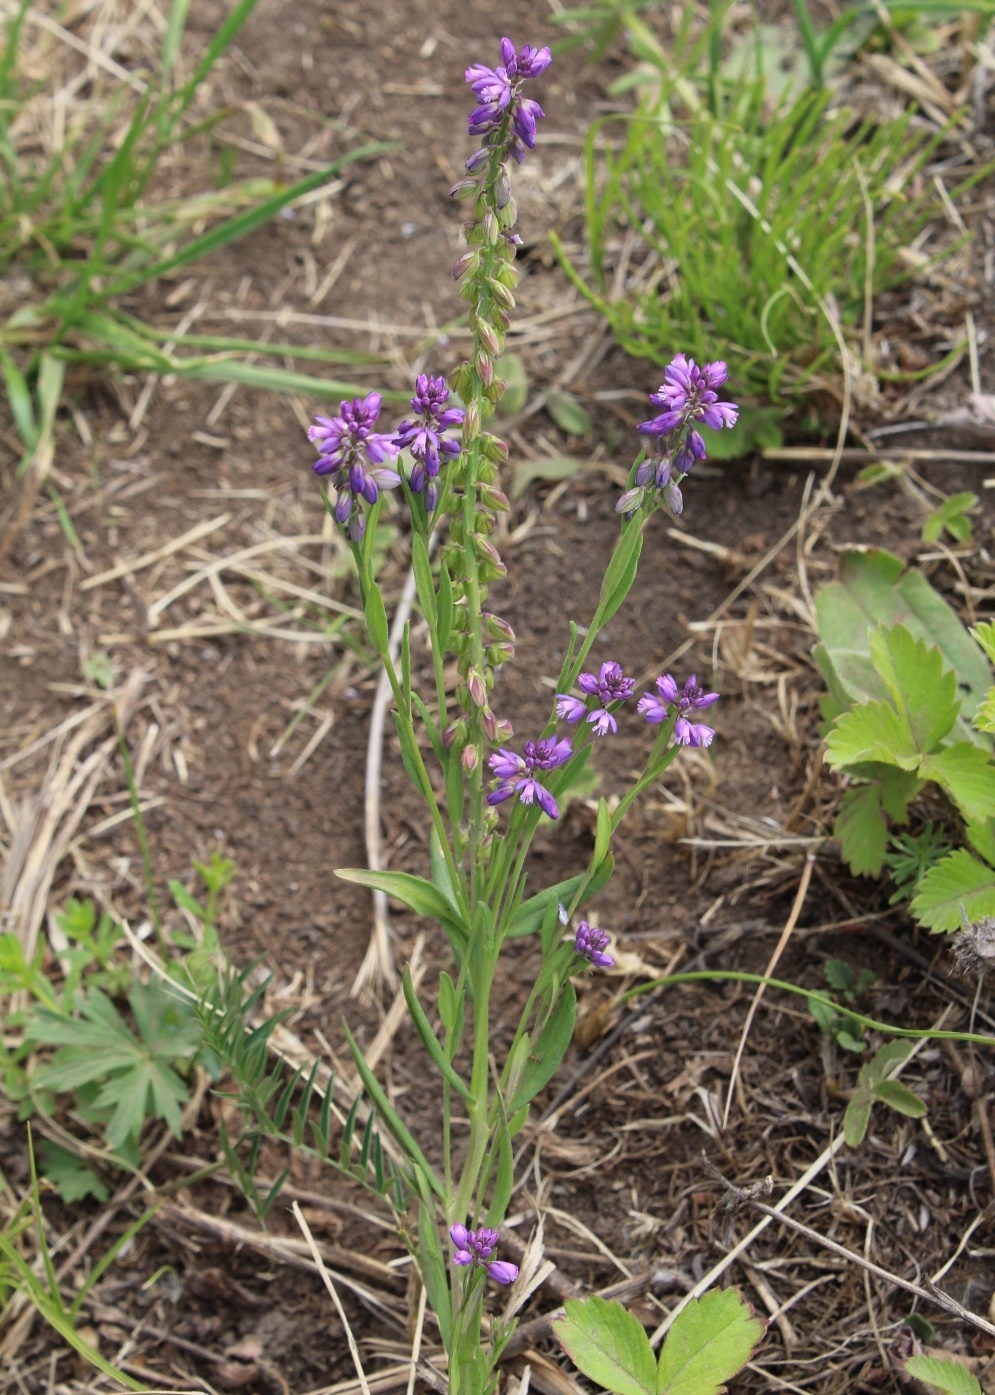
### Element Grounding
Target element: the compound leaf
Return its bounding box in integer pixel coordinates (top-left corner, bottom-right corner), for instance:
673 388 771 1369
825 701 917 772
834 784 888 875
555 1296 656 1395
868 625 958 753
871 1078 926 1119
657 1288 766 1395
843 1089 873 1147
910 850 995 932
918 745 995 825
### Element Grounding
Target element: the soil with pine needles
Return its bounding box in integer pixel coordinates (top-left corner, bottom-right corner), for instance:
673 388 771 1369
2 2 995 1394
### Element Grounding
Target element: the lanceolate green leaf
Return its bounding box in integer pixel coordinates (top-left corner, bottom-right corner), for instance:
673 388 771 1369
336 868 464 937
555 1297 656 1395
657 1289 766 1395
508 983 576 1114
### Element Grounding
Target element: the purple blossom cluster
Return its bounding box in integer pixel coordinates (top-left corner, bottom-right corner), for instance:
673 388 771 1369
574 921 614 968
487 736 572 820
638 673 719 748
309 376 464 536
465 39 551 164
556 661 635 737
308 392 401 542
449 1224 519 1285
618 354 739 518
394 374 465 512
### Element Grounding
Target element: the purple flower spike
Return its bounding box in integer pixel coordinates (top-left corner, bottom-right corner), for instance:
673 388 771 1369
575 921 614 968
557 661 635 737
465 38 549 163
638 673 719 747
394 374 464 504
449 1224 519 1285
620 352 736 515
309 392 401 540
487 736 572 819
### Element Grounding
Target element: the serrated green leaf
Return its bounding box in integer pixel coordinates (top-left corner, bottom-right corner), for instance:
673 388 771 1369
919 744 995 824
966 818 995 867
555 1296 656 1395
38 1141 109 1204
834 784 889 875
910 850 995 932
971 621 995 667
825 701 917 771
871 1078 926 1118
843 1089 873 1147
904 1355 983 1395
879 765 923 822
546 391 592 437
868 625 958 753
657 1288 766 1395
973 690 995 734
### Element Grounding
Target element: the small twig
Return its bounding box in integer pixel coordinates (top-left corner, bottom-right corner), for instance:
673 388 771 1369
701 1157 995 1339
292 1202 374 1395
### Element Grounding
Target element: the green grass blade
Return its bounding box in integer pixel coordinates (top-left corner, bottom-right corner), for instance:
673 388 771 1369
101 143 393 297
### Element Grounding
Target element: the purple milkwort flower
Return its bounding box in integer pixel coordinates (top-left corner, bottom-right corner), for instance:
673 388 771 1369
618 353 737 517
466 38 551 163
487 736 572 819
556 661 635 737
574 921 615 969
309 392 401 541
394 374 465 511
638 354 739 461
638 673 719 748
449 1224 520 1285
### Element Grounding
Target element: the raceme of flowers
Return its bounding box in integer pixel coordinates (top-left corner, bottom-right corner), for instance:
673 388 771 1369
556 661 635 736
394 374 465 512
618 353 739 519
638 672 720 748
487 736 572 819
575 921 614 968
465 39 551 165
449 1224 519 1284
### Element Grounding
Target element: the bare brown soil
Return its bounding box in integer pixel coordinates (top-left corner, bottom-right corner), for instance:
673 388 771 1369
2 3 995 1394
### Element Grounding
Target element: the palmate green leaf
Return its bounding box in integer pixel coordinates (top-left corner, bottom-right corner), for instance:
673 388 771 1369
555 1296 656 1395
919 745 995 825
825 700 917 772
834 783 889 876
910 849 995 932
868 625 958 753
904 1355 983 1395
657 1289 766 1395
38 1141 109 1204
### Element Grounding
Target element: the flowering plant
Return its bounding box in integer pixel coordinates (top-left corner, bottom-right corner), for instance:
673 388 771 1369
301 37 739 1395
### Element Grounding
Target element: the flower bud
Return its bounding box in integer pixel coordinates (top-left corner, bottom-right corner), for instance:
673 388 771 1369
450 179 479 201
497 197 518 229
482 210 499 246
487 642 515 665
461 743 479 774
478 461 499 484
483 611 515 642
481 434 509 464
465 148 489 173
474 535 503 568
666 480 684 516
482 707 498 742
467 667 487 708
615 486 644 515
477 320 502 358
476 352 494 387
480 484 509 512
443 719 469 750
463 400 480 443
452 251 476 280
494 169 512 208
488 279 516 312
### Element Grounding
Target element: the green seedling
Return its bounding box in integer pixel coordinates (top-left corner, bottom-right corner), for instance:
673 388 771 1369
555 1290 766 1395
